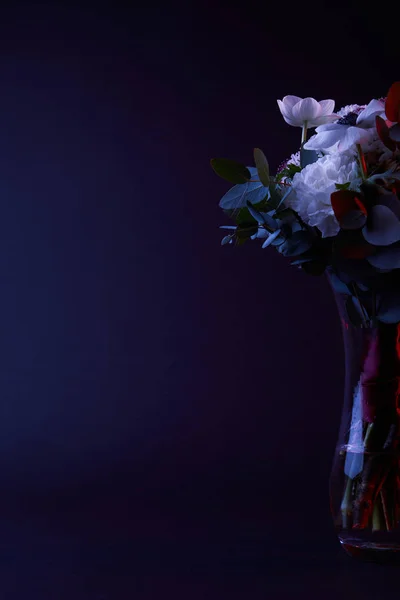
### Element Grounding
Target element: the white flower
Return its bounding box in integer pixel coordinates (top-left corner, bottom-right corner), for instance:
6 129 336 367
277 96 338 128
337 104 363 117
356 99 386 127
287 153 359 238
304 99 386 153
286 151 301 167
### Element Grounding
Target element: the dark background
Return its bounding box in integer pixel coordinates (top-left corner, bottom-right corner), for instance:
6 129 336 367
0 1 399 597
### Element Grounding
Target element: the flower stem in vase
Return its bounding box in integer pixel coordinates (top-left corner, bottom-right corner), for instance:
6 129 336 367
352 417 397 529
352 455 386 529
341 476 354 529
379 488 392 531
363 423 374 448
372 493 385 531
396 471 400 527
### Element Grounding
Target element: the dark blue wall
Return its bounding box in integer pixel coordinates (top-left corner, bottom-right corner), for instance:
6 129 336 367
0 2 399 593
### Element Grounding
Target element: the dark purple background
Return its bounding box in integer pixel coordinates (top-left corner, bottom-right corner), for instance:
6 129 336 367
0 1 399 597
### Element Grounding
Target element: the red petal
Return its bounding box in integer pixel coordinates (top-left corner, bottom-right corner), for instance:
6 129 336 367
376 115 397 151
391 180 400 196
331 190 367 221
385 81 400 123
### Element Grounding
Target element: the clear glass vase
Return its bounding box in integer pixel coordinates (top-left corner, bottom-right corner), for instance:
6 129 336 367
329 276 400 563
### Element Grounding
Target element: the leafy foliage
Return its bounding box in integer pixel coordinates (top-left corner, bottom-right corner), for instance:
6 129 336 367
331 190 367 231
253 148 270 187
213 80 400 324
219 167 269 210
276 163 301 181
210 158 251 184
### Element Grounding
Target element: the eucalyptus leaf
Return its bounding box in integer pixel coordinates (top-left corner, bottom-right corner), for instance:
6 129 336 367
367 247 400 270
362 205 400 246
268 183 284 210
210 158 251 184
389 123 400 142
246 202 265 225
262 229 282 248
328 272 350 295
275 185 294 212
251 228 269 240
346 295 368 327
234 206 257 227
276 163 301 180
278 230 312 257
221 235 234 246
253 148 270 187
247 202 279 230
340 210 367 230
367 168 400 185
236 224 259 239
219 167 268 210
291 257 314 265
377 291 400 323
376 193 400 219
274 207 296 220
270 234 287 246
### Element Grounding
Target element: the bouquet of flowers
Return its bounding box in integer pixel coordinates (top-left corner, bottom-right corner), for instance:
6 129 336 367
211 83 400 549
211 82 400 327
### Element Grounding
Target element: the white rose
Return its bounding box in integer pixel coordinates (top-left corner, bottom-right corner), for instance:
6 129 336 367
287 153 359 238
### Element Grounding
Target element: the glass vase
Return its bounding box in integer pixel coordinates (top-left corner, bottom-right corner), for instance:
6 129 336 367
329 277 400 563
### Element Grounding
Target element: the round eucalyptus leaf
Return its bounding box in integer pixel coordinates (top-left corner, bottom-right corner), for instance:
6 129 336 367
253 148 270 187
367 247 400 270
362 205 400 246
211 158 251 184
219 167 268 210
262 229 282 248
389 123 400 142
346 295 368 327
340 210 367 230
377 291 400 323
278 230 312 257
328 272 350 295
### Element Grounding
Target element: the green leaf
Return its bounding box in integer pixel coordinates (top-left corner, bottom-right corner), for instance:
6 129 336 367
210 158 251 184
335 182 351 191
219 167 269 210
268 183 284 210
253 148 270 187
236 224 258 239
274 207 296 220
221 234 234 246
276 163 301 181
346 295 368 327
251 198 275 212
275 185 294 212
235 207 257 227
246 202 265 225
